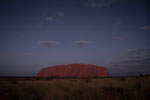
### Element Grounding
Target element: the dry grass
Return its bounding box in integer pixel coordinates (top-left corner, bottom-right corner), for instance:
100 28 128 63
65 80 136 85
0 76 150 100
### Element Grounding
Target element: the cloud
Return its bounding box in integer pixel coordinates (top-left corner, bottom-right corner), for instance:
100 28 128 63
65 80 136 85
115 18 122 25
23 53 39 57
111 48 150 75
113 48 150 67
38 41 58 46
125 48 150 66
46 16 55 22
74 40 92 46
140 26 150 30
58 11 64 17
113 36 126 40
85 0 119 8
127 48 149 55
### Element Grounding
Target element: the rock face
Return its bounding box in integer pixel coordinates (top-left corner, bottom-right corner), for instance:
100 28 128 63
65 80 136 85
37 64 110 77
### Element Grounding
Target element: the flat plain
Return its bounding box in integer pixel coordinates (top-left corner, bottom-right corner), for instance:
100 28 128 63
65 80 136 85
0 76 150 100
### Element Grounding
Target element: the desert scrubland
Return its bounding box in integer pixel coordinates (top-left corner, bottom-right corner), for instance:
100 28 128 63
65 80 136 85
0 76 150 100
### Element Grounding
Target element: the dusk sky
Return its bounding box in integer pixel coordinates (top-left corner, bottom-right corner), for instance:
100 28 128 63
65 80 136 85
0 0 150 76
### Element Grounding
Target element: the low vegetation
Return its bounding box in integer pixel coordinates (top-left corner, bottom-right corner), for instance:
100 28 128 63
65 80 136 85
0 76 150 100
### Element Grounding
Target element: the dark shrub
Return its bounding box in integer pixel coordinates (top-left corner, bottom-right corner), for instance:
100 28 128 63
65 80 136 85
120 78 126 81
11 81 17 84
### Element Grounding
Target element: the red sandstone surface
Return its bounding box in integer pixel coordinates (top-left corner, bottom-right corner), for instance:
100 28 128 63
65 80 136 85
37 64 110 77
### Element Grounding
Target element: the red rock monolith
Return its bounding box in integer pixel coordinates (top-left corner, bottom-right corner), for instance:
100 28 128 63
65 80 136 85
37 64 110 78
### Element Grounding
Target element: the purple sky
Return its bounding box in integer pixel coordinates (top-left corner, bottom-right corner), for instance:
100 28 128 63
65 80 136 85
0 0 150 76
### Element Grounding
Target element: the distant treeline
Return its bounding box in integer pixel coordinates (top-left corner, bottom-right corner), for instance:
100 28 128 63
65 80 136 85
0 74 150 80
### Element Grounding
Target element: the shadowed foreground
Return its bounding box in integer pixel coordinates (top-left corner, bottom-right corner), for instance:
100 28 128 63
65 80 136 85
0 76 150 100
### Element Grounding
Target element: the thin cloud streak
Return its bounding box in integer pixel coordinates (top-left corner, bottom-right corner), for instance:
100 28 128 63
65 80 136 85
111 48 150 75
46 16 55 22
85 0 120 8
112 48 150 66
113 36 126 40
140 26 150 30
38 41 58 46
115 18 122 25
58 11 64 17
74 40 92 46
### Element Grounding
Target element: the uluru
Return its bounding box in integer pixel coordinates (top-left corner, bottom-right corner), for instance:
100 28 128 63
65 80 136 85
37 64 110 78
